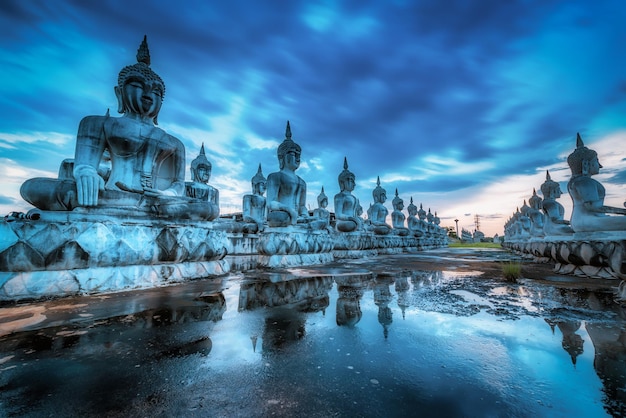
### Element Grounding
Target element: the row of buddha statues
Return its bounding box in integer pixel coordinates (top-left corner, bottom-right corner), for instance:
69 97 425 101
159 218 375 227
505 133 626 240
17 36 446 240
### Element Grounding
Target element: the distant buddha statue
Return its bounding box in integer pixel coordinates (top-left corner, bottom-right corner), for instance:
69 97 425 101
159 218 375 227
266 121 322 229
567 133 626 232
242 164 267 232
20 36 208 219
333 157 363 233
313 187 331 228
368 177 391 235
184 144 219 220
417 203 429 233
406 197 424 237
518 201 532 237
391 189 409 236
540 170 573 236
527 188 545 237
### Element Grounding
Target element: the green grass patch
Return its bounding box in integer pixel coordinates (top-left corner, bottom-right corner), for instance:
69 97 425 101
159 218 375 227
502 261 522 282
447 242 502 248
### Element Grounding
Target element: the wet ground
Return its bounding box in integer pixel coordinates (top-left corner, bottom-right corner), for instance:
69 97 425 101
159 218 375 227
1 247 625 417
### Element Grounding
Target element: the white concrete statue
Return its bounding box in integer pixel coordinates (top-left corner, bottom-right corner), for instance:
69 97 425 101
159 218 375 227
368 177 391 235
406 197 424 237
567 133 626 232
313 187 331 229
20 36 212 219
242 163 267 232
333 157 363 233
527 188 545 237
391 189 409 236
540 170 573 236
184 144 219 220
265 121 324 229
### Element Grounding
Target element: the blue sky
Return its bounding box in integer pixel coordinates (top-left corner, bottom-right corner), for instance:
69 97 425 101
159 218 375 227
1 0 626 236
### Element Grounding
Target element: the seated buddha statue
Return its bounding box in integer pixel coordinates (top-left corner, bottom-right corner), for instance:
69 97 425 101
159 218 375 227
527 188 545 237
368 177 391 235
242 164 267 233
540 170 573 236
20 36 207 219
312 187 331 229
333 157 363 233
183 144 219 220
266 122 323 229
518 202 532 238
406 197 424 237
391 189 409 236
567 133 626 232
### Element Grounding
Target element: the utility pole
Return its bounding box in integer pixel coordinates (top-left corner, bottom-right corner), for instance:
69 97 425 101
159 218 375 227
454 219 459 238
474 214 480 231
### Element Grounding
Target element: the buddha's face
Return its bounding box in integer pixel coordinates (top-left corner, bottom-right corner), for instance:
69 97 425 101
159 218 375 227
196 165 210 183
122 77 164 119
588 157 602 175
283 150 301 171
255 180 267 196
396 200 404 210
319 198 328 209
341 176 355 192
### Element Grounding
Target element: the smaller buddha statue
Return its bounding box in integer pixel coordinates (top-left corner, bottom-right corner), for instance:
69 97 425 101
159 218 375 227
266 121 313 228
368 177 391 235
406 197 424 237
333 157 363 233
242 163 267 233
518 202 532 238
312 187 331 229
417 203 429 233
567 133 626 232
181 144 219 220
540 170 573 236
527 188 545 238
391 189 409 236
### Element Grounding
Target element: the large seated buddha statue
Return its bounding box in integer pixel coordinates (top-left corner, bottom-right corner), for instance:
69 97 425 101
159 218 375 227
567 133 626 233
266 121 324 229
333 157 363 233
391 189 409 236
540 170 573 236
368 177 392 235
242 164 267 233
20 36 211 220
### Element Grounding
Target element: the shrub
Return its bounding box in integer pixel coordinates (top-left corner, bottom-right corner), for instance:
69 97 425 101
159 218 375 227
502 261 522 282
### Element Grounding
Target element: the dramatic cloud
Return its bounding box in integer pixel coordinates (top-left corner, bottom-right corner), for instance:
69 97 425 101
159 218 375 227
1 0 626 236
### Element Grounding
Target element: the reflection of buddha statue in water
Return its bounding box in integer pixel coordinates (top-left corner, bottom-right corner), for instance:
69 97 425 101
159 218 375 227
391 189 409 236
242 164 267 233
266 121 319 228
334 157 363 233
368 177 391 235
184 144 219 220
540 170 573 236
336 284 364 327
567 133 626 233
312 187 331 228
406 197 424 237
20 36 206 219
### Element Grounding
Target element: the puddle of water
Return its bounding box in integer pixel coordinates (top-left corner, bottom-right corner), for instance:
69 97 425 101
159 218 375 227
0 265 623 417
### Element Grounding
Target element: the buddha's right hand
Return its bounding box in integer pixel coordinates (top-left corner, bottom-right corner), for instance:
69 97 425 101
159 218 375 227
73 165 104 206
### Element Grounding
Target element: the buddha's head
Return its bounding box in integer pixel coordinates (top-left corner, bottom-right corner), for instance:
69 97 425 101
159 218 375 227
567 133 601 176
392 189 404 211
418 203 426 220
372 176 386 203
540 170 562 199
115 36 165 124
190 144 211 184
338 157 356 192
277 121 301 170
251 164 267 196
529 188 542 210
407 197 417 216
317 187 328 209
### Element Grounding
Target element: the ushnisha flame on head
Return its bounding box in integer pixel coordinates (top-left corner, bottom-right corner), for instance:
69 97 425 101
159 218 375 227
338 156 355 186
567 133 598 176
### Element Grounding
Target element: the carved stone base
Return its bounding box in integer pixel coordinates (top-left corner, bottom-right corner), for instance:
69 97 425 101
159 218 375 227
0 260 229 301
257 253 334 268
